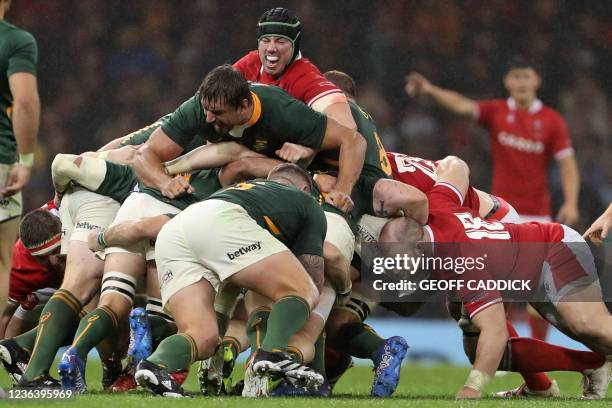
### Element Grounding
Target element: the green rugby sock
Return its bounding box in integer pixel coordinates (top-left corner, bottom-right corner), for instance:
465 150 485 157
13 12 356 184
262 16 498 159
148 334 196 372
309 331 326 376
261 296 310 352
222 336 241 360
23 289 83 380
337 322 384 360
14 327 38 352
246 309 270 355
72 306 119 360
148 315 177 349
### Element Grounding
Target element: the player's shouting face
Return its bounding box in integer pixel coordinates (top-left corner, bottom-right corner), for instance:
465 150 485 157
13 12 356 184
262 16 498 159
503 67 541 105
258 36 293 77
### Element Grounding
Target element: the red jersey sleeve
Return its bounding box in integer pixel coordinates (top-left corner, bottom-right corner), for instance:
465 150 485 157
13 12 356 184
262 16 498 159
427 182 464 210
288 61 342 106
548 111 574 160
475 99 500 129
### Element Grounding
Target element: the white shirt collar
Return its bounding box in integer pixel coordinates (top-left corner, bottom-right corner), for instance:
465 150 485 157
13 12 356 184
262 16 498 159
507 97 543 114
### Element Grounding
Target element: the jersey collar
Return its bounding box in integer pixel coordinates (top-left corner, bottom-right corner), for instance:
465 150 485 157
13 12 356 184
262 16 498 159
229 91 262 138
507 97 543 114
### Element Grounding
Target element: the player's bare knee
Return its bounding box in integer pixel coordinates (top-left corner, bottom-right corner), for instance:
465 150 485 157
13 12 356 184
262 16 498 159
188 329 219 359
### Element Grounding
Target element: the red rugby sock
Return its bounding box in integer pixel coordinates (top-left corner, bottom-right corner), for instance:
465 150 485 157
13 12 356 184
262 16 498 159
506 320 552 391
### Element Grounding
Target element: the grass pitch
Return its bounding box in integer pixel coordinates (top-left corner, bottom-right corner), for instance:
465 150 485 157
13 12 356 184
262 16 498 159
1 360 609 407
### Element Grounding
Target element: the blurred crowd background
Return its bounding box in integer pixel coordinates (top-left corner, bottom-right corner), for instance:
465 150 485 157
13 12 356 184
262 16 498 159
8 0 611 233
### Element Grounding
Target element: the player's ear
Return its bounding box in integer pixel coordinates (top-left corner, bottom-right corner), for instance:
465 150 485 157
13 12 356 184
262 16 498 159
239 98 250 112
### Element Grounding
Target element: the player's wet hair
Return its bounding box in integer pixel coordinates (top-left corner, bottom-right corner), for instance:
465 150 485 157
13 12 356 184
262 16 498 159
504 55 539 74
20 209 62 251
198 65 252 109
268 163 313 192
257 7 302 64
324 70 357 99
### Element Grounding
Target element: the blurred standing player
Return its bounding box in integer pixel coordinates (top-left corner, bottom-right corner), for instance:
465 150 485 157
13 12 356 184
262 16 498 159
234 7 356 131
406 56 580 342
0 0 40 343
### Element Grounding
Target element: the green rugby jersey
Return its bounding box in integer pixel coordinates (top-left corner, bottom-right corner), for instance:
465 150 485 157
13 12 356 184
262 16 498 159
161 83 327 157
311 100 391 219
210 180 326 257
0 20 37 164
311 100 391 179
94 161 138 203
119 114 203 153
138 167 222 210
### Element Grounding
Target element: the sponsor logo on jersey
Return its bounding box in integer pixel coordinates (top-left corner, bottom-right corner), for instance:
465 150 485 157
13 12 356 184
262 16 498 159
161 270 174 287
497 131 544 154
227 242 262 260
75 221 101 231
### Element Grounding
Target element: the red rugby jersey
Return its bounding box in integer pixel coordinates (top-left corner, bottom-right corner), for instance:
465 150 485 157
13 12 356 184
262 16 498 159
475 98 573 216
387 152 481 211
425 183 569 317
233 51 343 107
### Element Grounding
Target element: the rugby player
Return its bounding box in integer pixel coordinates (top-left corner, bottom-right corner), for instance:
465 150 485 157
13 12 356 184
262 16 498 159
0 0 40 338
55 161 223 392
405 56 580 225
131 164 327 397
406 55 582 379
234 7 356 131
383 156 612 399
0 203 61 339
132 64 365 214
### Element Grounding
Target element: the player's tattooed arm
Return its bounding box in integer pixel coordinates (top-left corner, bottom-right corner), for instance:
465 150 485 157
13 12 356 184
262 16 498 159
298 254 325 291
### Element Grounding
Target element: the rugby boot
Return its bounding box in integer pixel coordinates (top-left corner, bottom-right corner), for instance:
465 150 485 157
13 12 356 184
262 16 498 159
128 307 152 364
582 362 611 400
371 336 409 397
270 379 331 397
494 380 561 398
101 357 123 390
17 374 61 389
135 359 187 398
251 349 324 389
0 338 30 385
57 347 87 393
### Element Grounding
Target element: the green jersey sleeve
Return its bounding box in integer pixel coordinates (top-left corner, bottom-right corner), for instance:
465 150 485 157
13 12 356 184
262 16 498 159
254 85 327 149
289 198 327 257
120 115 169 146
7 30 37 76
161 94 207 148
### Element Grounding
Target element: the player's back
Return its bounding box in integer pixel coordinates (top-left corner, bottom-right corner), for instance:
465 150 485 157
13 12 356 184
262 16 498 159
389 152 481 211
208 179 326 248
426 183 564 281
